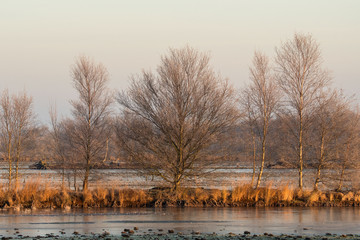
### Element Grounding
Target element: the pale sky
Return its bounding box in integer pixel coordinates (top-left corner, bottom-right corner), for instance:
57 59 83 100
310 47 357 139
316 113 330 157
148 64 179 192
0 0 359 123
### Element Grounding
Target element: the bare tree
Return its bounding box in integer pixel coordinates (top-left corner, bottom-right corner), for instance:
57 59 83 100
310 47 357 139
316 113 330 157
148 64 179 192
13 91 36 188
335 107 360 191
69 56 113 191
117 46 239 191
61 118 83 191
49 105 68 189
0 90 36 189
275 33 331 189
311 90 350 190
242 51 280 188
266 116 296 169
0 90 15 189
240 93 258 186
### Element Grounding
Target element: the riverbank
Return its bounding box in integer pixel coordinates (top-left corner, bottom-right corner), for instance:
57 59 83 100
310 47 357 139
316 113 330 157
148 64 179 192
1 181 360 209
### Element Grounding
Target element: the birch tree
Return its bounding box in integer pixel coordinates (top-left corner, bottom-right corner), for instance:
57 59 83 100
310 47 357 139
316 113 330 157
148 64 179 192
69 56 113 191
49 105 69 189
0 90 15 189
0 90 36 189
336 107 360 191
240 96 258 186
241 51 280 188
275 33 331 189
13 91 36 188
311 90 349 190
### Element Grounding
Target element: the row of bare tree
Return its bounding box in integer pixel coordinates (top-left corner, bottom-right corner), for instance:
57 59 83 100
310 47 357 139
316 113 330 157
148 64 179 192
0 33 359 191
241 33 360 191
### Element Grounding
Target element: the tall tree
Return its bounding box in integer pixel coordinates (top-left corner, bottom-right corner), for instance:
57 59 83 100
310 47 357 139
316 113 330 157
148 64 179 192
240 92 258 186
49 105 68 189
335 108 360 191
241 51 280 188
69 56 113 191
0 90 36 189
311 90 349 190
13 91 36 188
117 46 239 191
275 33 331 189
61 118 83 191
0 90 15 189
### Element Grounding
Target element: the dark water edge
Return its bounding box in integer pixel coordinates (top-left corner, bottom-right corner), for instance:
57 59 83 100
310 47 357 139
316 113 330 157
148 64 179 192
0 233 360 240
1 207 360 238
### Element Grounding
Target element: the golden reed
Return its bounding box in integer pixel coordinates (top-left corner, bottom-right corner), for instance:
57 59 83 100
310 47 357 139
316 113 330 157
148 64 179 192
1 179 360 209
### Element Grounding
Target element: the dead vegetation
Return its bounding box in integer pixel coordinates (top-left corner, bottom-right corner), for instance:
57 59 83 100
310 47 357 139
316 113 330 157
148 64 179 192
1 180 360 210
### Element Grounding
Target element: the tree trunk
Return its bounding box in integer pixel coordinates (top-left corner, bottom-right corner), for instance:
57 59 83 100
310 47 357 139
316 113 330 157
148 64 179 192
74 169 77 191
256 131 266 189
68 172 71 189
83 164 90 191
314 164 321 191
14 133 22 190
15 143 21 190
337 145 348 192
337 165 345 192
7 139 12 190
172 179 180 192
8 158 12 190
15 160 19 190
251 135 256 186
102 138 109 163
62 167 65 190
314 135 325 191
256 114 267 189
298 101 304 190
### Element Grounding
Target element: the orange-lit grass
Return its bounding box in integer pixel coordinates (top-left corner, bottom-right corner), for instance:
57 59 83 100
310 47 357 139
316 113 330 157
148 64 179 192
0 180 151 209
1 180 360 209
279 184 294 202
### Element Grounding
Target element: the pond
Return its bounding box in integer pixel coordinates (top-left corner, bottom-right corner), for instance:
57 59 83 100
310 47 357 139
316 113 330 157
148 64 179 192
1 207 360 237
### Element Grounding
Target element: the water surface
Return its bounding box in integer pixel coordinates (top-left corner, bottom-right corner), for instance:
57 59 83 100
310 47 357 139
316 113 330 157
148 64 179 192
1 207 360 237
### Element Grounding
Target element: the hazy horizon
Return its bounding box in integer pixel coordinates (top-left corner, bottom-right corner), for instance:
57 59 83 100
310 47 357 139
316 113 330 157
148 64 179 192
1 0 359 123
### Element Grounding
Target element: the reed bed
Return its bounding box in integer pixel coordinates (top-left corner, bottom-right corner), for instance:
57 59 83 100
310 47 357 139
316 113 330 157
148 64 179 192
1 180 360 210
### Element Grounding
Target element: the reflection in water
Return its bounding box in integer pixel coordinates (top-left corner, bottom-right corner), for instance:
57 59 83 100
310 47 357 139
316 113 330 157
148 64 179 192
0 207 360 237
298 208 303 224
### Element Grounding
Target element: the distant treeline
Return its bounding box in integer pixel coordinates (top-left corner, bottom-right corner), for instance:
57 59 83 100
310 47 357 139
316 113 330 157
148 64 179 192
0 33 359 192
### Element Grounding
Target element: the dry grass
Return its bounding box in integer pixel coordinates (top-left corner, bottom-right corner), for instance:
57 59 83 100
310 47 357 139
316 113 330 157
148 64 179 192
307 191 321 204
210 189 222 204
279 185 294 202
231 184 253 202
342 192 353 201
1 180 360 209
0 180 151 209
354 192 360 202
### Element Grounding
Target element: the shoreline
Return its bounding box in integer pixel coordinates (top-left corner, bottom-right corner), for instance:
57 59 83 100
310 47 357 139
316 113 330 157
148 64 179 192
2 185 360 210
3 232 360 240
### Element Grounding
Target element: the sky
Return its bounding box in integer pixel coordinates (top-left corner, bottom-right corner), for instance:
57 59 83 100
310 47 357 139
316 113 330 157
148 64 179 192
0 0 359 123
